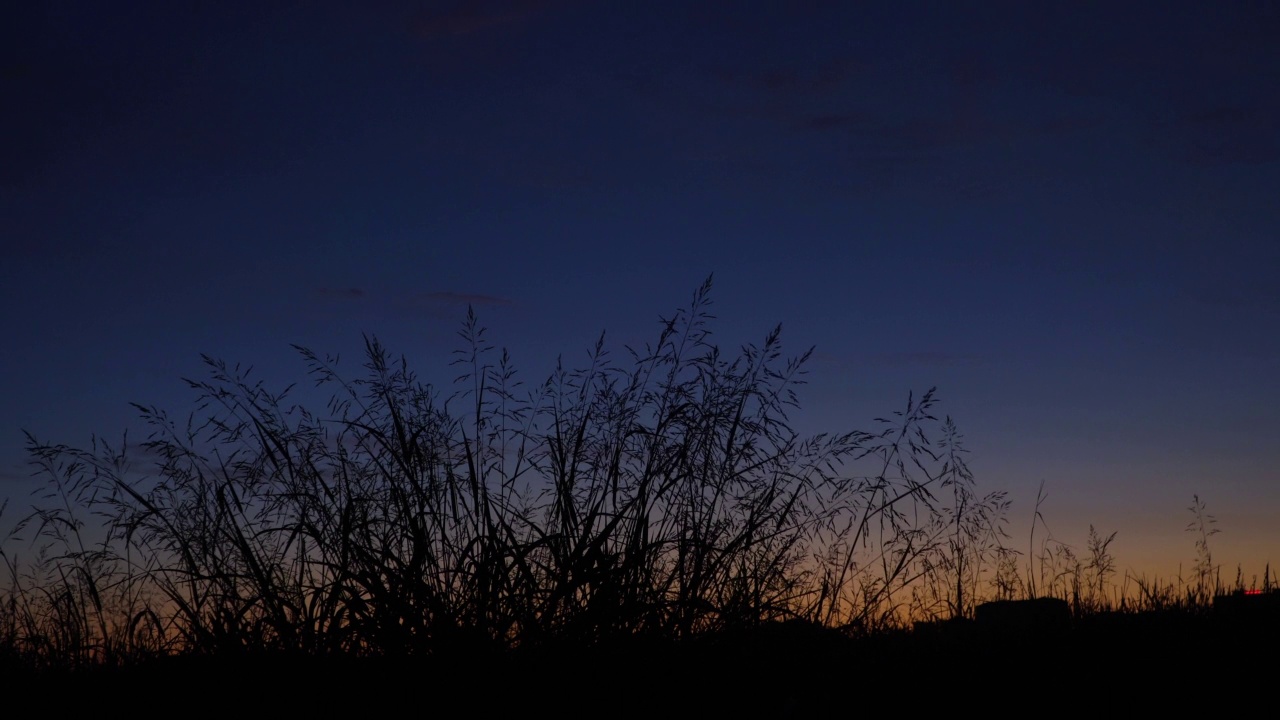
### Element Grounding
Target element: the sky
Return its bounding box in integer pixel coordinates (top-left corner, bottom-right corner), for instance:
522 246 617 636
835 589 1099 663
3 1 1278 588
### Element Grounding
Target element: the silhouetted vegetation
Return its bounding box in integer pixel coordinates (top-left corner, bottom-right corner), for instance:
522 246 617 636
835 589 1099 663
1 280 1275 705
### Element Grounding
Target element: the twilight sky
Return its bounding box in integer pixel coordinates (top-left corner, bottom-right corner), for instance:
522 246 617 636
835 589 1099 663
3 1 1278 586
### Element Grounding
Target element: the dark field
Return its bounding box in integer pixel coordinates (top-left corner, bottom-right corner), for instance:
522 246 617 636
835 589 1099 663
10 606 1274 716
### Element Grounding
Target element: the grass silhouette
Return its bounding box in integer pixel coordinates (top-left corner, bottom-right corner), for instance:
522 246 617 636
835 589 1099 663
1 278 1275 709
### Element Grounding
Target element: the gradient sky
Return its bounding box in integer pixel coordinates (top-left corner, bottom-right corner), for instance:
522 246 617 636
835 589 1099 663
3 1 1278 587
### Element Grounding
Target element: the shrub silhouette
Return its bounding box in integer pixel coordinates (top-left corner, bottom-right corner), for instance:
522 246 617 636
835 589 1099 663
2 278 1010 666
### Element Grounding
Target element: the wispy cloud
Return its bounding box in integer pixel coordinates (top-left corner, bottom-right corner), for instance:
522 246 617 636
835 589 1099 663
1177 279 1280 310
416 291 514 307
0 464 33 488
316 286 366 300
411 0 564 38
797 113 869 132
308 287 515 321
715 56 864 96
390 291 515 321
873 351 987 368
1149 104 1280 166
814 349 988 369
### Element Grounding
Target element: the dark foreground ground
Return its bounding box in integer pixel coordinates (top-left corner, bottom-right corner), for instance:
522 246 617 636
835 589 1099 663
10 609 1276 716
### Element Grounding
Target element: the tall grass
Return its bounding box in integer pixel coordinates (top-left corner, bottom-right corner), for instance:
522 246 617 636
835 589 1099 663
0 278 1150 670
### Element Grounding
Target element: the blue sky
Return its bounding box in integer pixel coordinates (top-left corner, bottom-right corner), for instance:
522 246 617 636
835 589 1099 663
3 1 1278 583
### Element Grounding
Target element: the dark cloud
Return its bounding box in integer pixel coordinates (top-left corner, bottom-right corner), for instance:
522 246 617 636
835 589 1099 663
716 56 865 95
306 287 514 322
798 113 869 132
383 291 516 322
814 350 987 370
0 464 32 487
874 351 987 368
792 111 1010 159
316 287 367 300
411 0 563 38
418 291 513 307
119 440 177 468
1032 115 1107 136
791 106 1107 161
1150 105 1280 166
0 437 167 493
1177 279 1280 310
